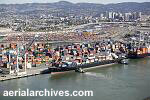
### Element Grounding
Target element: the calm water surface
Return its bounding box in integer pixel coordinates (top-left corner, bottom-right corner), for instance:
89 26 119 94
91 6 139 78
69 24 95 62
0 58 150 100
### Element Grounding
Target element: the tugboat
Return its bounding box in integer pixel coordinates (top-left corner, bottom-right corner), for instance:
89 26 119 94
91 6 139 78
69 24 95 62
119 59 129 64
117 53 129 64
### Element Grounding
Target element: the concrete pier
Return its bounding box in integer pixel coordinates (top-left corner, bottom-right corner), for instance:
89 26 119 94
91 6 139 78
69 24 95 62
0 66 48 82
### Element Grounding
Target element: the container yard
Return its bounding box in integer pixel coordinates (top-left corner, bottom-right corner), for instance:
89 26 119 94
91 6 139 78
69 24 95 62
0 34 127 80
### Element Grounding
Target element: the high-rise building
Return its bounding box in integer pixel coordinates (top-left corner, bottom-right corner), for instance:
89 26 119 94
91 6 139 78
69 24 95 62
108 12 113 19
125 13 132 21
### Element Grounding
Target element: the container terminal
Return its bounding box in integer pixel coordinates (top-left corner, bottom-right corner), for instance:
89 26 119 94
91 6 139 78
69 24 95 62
0 22 150 81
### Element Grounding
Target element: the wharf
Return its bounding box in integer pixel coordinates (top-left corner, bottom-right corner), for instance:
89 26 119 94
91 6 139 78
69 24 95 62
0 65 48 82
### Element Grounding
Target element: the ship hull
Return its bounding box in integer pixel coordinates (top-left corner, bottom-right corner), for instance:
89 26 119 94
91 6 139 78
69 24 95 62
128 53 148 59
41 59 120 75
78 60 116 69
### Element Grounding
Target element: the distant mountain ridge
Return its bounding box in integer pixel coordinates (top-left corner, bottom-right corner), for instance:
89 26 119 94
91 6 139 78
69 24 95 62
0 1 150 16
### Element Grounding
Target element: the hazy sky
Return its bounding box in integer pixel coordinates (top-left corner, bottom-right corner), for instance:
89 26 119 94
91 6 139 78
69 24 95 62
0 0 149 4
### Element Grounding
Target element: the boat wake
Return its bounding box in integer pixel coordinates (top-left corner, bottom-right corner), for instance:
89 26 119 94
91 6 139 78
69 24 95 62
84 72 112 80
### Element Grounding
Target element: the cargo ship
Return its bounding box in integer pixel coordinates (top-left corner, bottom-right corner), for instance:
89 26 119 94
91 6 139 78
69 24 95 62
126 32 150 59
127 48 148 59
41 60 120 75
127 43 150 59
41 53 123 75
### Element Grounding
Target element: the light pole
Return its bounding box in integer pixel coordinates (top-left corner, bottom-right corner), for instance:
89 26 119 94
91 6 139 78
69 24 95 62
9 53 11 74
16 45 19 74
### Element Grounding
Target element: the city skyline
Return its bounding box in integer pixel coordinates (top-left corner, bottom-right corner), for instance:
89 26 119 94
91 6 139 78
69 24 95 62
0 0 149 4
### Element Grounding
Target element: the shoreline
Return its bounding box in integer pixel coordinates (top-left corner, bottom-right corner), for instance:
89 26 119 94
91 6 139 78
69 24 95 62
0 62 118 82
